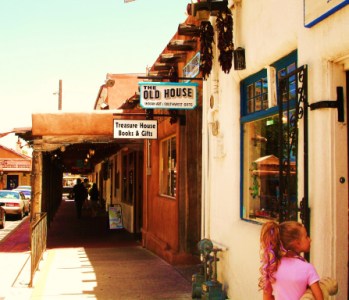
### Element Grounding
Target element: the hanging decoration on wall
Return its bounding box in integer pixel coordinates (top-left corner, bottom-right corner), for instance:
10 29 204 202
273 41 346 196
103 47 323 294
199 21 214 80
216 7 234 74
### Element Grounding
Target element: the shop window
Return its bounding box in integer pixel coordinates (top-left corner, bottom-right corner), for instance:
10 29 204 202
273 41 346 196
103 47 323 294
159 135 177 197
246 76 268 113
241 50 297 223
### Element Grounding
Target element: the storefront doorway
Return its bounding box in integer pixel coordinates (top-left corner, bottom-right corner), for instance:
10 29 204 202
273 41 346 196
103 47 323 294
6 174 18 190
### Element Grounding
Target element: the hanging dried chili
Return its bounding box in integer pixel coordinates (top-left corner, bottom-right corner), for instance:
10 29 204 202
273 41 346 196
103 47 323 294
199 21 214 80
216 8 234 74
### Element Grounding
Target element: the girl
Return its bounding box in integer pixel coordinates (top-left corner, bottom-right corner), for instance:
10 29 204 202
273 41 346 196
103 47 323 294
259 221 323 300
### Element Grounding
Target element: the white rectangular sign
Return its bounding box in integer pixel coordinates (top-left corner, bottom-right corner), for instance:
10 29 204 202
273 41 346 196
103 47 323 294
139 82 198 109
113 120 158 139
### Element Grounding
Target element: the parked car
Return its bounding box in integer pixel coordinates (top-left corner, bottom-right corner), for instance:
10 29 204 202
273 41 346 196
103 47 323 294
0 203 5 229
0 190 27 219
12 188 31 214
16 185 31 190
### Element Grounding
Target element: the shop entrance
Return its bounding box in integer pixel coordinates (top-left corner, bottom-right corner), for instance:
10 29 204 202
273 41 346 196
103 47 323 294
6 174 18 189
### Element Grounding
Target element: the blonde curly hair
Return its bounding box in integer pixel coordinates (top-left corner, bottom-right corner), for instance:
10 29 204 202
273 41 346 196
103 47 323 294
258 221 304 291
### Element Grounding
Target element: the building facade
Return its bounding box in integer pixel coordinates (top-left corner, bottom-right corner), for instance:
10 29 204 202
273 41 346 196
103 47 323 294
0 144 32 190
200 1 349 299
16 1 348 298
91 16 203 264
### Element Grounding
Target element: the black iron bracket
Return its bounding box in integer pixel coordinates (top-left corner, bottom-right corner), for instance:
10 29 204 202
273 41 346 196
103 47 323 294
309 86 344 122
147 109 186 126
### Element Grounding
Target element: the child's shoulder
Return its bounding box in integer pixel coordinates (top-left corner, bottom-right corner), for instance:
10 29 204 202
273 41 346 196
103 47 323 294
280 256 310 268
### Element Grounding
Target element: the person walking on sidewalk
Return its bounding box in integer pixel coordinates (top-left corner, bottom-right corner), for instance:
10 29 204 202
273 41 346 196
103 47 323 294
83 178 91 210
89 183 99 217
73 178 87 219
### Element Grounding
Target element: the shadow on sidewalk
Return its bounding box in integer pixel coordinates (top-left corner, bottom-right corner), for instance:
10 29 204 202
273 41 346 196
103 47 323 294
47 199 140 249
0 199 198 299
31 199 195 299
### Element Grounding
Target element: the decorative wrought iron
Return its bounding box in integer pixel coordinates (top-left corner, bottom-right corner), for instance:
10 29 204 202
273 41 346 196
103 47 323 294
278 65 309 231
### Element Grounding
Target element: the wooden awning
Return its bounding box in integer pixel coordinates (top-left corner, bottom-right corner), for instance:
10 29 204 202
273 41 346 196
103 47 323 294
14 111 144 174
14 111 147 152
32 112 115 137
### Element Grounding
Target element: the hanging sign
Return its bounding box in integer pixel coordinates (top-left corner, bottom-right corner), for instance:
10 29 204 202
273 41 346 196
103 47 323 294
139 82 198 110
113 119 158 139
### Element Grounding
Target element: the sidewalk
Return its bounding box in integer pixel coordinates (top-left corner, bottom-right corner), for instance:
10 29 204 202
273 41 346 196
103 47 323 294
0 200 198 299
0 215 31 300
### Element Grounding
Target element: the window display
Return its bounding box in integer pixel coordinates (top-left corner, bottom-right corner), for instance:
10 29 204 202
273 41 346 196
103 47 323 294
240 50 298 223
242 114 297 222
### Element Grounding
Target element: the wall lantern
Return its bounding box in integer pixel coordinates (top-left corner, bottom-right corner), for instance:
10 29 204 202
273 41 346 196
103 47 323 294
234 47 246 70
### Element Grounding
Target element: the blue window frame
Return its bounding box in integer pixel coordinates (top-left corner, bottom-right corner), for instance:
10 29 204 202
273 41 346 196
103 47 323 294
240 50 297 223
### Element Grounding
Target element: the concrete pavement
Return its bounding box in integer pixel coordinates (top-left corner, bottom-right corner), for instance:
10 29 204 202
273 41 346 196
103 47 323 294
0 199 198 299
0 215 31 299
30 246 193 299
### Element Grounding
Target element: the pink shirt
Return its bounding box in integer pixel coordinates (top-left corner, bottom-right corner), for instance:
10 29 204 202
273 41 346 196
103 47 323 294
272 257 320 300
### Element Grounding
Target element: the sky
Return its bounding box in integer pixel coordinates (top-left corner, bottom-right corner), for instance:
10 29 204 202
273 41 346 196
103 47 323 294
0 0 190 147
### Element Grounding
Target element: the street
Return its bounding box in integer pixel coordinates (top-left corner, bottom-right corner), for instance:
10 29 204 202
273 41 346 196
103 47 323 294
0 215 29 242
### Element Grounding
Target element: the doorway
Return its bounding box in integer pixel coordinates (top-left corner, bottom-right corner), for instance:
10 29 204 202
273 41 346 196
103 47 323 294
6 174 18 190
121 150 143 235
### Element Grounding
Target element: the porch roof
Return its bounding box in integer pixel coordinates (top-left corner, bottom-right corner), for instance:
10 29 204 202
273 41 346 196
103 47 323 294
14 111 145 174
31 111 116 137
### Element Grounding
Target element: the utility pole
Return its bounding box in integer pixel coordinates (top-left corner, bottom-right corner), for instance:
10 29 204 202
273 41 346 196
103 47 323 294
54 79 63 110
58 79 62 110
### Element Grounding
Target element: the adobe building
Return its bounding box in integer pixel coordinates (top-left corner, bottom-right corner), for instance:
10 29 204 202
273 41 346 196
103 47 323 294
0 144 32 190
90 16 203 264
12 1 349 298
197 0 349 299
18 16 204 265
94 73 144 110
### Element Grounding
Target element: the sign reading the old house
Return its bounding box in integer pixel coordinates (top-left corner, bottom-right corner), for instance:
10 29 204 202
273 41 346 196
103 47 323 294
139 82 198 110
113 120 158 139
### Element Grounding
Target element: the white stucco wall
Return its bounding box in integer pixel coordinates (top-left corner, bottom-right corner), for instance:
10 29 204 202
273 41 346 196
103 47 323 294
202 1 348 299
301 8 349 296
